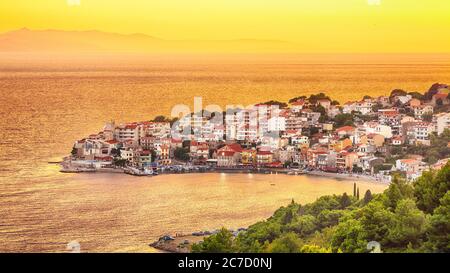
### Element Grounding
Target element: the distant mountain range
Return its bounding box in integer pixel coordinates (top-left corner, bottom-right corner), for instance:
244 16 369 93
0 28 297 53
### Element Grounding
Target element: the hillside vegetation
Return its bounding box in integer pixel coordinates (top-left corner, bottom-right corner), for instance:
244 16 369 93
192 163 450 253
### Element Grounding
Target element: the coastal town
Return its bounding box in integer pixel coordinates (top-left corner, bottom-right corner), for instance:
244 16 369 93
63 83 450 183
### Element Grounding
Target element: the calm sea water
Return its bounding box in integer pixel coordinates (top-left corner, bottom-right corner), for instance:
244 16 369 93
0 55 448 252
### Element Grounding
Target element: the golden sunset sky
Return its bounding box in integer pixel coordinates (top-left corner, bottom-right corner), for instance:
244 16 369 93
0 0 449 53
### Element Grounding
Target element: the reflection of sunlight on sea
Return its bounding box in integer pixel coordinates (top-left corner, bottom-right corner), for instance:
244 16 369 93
0 172 387 252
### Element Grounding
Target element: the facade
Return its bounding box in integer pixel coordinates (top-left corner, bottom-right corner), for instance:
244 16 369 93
435 112 450 135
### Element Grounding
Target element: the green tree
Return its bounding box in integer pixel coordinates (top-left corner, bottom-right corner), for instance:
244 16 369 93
287 215 317 237
383 175 414 209
331 219 367 253
299 244 332 253
112 158 127 167
71 146 78 156
414 163 450 214
317 209 344 228
191 228 235 253
282 209 294 225
174 147 190 161
363 190 373 204
334 113 354 128
267 232 302 253
408 91 425 100
390 89 407 98
426 192 450 252
340 193 352 209
386 199 428 248
359 200 395 244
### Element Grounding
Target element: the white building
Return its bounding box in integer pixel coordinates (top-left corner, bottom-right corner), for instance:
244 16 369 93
268 116 286 132
413 122 434 146
114 124 140 145
435 112 450 135
413 105 433 119
360 122 393 139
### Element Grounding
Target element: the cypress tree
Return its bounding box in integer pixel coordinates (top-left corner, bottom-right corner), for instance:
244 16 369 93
363 190 373 204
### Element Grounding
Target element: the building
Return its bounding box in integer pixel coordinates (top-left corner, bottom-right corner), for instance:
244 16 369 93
114 123 140 145
392 136 403 146
413 104 433 119
216 144 243 167
335 126 355 138
435 112 450 135
366 133 385 147
413 122 434 146
134 150 152 168
256 150 274 166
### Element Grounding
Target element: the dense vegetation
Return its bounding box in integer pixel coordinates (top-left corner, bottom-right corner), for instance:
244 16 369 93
387 129 450 164
192 163 450 253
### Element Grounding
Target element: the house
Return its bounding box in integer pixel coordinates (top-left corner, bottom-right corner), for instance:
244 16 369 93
377 96 390 106
378 109 401 135
392 136 403 146
317 98 331 110
290 100 306 112
435 112 450 135
366 133 385 147
140 136 156 149
170 138 183 149
355 100 373 115
120 148 134 163
413 104 433 119
305 111 321 125
291 135 309 146
360 121 393 138
256 150 273 166
336 151 358 171
395 158 427 180
285 114 307 131
413 122 434 146
102 121 115 141
322 123 333 131
306 147 329 168
393 95 412 105
330 138 352 152
114 123 140 145
335 126 355 138
134 150 153 168
216 144 243 167
358 156 384 172
268 116 286 132
157 144 171 165
343 102 356 114
431 93 449 106
432 158 450 170
409 98 421 108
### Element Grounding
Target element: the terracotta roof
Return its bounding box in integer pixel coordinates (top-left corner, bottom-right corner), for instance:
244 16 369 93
433 93 448 100
335 126 355 133
219 151 236 157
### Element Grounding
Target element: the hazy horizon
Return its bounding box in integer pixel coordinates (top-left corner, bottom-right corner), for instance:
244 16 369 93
1 0 450 54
